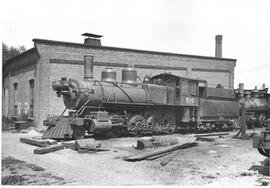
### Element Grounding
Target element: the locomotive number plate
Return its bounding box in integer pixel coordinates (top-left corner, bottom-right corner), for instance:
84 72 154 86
186 97 195 104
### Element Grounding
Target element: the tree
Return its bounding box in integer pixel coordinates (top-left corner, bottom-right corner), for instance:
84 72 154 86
2 43 26 66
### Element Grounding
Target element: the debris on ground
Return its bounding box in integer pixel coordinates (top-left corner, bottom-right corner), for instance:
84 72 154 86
258 158 270 176
257 177 270 186
160 149 180 166
195 133 229 142
124 142 198 162
2 156 68 185
61 140 76 150
194 133 230 138
33 144 65 154
249 158 270 176
240 170 257 176
196 137 216 142
201 174 216 179
74 138 109 153
135 136 179 150
20 137 57 147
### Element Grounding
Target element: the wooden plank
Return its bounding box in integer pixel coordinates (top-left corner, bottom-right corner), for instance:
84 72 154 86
160 150 181 166
20 138 49 147
44 139 58 145
124 142 198 162
34 144 64 154
196 137 216 142
145 151 173 161
77 149 97 154
194 133 229 138
82 146 110 151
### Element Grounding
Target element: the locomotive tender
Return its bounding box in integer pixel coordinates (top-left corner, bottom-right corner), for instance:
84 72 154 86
43 55 239 139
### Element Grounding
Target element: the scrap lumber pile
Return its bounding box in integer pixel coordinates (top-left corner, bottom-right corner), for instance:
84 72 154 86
20 136 110 155
33 144 64 154
74 138 110 153
124 142 199 166
195 133 230 142
20 137 64 154
136 136 179 150
20 137 57 147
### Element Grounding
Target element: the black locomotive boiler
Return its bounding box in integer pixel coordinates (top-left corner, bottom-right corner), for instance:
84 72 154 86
235 84 270 128
43 56 239 139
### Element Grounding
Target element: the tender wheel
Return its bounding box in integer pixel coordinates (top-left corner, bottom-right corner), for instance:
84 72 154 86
161 114 176 134
128 115 145 135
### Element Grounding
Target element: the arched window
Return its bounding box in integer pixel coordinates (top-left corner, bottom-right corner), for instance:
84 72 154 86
29 79 34 117
13 83 18 116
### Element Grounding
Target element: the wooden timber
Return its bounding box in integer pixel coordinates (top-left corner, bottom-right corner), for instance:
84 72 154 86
33 144 64 154
124 142 199 162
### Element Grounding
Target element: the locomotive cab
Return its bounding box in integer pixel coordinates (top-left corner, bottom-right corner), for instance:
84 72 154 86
148 73 202 107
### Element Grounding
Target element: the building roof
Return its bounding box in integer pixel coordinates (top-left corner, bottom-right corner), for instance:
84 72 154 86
32 38 237 62
3 48 39 76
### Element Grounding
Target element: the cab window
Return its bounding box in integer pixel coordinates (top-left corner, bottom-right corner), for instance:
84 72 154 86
190 81 198 96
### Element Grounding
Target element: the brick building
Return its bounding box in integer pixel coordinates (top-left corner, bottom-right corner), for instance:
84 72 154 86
2 34 236 129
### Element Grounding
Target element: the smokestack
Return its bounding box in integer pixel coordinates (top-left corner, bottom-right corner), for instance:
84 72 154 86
215 35 222 58
82 33 102 46
84 55 94 80
239 83 244 97
262 83 266 89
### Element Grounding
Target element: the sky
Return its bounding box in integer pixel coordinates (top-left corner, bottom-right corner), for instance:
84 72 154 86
1 0 270 89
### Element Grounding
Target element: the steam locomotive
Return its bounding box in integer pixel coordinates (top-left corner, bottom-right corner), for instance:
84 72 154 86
43 56 240 139
235 85 270 128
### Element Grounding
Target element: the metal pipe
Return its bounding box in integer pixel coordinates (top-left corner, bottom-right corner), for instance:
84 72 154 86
239 83 244 97
84 55 94 80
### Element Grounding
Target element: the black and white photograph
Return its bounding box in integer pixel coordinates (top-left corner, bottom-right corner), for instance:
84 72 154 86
1 0 270 186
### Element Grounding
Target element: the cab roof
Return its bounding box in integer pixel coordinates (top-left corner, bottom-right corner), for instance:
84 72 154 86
150 73 207 83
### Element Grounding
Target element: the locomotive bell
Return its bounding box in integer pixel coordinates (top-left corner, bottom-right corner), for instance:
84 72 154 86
122 65 137 84
101 68 116 82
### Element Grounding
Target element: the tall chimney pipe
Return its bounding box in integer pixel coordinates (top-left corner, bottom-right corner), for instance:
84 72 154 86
84 55 94 80
215 35 222 58
239 83 244 97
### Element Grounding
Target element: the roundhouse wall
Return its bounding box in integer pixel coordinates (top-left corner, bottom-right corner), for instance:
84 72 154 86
33 42 235 128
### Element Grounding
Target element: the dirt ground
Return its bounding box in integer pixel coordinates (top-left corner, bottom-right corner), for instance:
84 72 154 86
1 129 269 186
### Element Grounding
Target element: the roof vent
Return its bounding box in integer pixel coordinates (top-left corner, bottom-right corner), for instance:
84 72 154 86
82 33 103 46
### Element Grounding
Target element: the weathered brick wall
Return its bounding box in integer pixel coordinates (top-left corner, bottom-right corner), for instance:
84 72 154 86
33 42 236 128
2 65 36 120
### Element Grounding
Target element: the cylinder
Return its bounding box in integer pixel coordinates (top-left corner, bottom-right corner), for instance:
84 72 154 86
84 55 94 80
122 67 137 84
101 68 116 82
215 35 222 58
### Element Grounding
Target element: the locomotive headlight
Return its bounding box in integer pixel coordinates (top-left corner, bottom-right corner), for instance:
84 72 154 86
52 81 62 91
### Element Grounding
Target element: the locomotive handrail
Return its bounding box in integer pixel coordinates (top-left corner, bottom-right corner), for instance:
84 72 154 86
107 85 116 102
75 99 90 116
113 82 134 103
